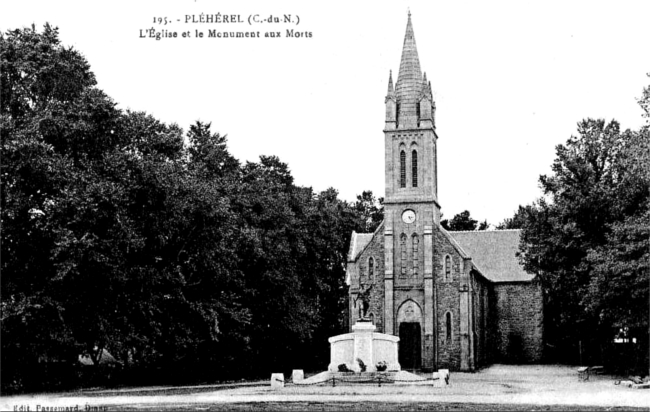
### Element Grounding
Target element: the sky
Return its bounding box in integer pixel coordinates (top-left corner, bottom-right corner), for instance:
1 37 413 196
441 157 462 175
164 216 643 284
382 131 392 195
2 0 649 225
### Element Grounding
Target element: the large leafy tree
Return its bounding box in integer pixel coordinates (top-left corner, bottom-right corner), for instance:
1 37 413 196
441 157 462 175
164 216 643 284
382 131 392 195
1 23 96 125
0 23 406 393
233 157 360 373
1 25 247 388
1 24 123 389
515 110 649 370
583 81 650 372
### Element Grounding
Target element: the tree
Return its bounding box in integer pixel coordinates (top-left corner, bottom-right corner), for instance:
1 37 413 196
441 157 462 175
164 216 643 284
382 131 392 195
497 205 537 229
0 23 96 125
441 210 487 231
516 112 649 369
1 22 430 392
519 119 623 361
1 24 123 391
585 210 649 370
583 80 650 373
353 190 384 233
1 25 245 389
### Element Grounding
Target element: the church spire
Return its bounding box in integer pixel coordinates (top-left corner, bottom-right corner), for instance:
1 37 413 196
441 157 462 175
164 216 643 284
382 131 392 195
383 9 440 227
394 12 424 129
395 12 422 104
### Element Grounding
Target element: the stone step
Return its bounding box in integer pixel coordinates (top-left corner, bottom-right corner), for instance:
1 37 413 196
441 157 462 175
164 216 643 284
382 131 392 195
295 369 448 387
331 372 398 383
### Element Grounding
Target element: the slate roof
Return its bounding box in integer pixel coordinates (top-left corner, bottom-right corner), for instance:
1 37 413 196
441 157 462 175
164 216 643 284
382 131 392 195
347 226 534 283
347 233 373 262
395 12 422 104
449 229 535 283
347 222 384 262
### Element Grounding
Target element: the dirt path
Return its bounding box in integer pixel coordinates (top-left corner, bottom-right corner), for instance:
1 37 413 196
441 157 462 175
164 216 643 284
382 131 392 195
109 401 644 411
1 365 648 410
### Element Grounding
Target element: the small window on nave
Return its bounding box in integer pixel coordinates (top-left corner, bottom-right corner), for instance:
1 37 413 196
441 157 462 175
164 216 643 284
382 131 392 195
444 255 451 282
445 312 452 342
368 257 374 281
400 233 407 276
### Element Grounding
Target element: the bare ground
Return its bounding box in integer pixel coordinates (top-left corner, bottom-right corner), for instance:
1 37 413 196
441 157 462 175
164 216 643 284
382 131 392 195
1 364 648 411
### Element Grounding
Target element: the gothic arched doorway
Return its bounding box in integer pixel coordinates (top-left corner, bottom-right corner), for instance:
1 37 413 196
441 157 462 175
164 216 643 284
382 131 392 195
397 300 423 370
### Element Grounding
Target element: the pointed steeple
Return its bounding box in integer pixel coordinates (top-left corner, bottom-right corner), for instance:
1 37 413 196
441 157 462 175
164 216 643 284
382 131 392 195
422 72 430 98
394 12 424 129
385 70 397 127
395 12 422 104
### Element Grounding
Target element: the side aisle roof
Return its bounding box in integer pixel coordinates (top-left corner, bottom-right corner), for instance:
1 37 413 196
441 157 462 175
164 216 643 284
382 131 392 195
449 229 535 282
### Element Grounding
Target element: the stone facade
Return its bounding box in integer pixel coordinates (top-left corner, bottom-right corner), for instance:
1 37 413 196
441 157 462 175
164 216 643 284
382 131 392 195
345 13 544 372
472 272 492 367
491 282 544 363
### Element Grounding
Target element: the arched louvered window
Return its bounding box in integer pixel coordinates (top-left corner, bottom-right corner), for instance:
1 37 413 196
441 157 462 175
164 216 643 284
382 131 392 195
400 233 407 276
400 151 406 188
412 234 419 276
368 257 374 282
412 150 418 187
445 255 451 282
446 312 452 341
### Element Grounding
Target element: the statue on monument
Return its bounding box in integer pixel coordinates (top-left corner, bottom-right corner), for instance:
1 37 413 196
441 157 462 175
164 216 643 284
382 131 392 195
356 283 373 321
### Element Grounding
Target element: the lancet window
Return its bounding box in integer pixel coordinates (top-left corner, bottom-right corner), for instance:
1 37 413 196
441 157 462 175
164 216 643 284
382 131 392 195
400 233 407 276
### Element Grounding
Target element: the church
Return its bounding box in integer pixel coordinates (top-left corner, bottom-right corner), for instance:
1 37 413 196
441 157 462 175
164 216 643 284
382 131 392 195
346 13 544 372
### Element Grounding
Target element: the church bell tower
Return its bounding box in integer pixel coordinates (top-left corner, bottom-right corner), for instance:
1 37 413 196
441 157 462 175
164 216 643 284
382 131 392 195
382 13 439 368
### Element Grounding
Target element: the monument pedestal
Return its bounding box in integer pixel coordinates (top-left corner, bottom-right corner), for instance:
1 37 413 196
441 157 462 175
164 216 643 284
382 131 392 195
328 320 400 372
352 321 376 371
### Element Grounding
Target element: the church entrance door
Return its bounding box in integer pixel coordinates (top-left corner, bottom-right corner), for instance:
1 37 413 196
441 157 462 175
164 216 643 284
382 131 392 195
398 322 421 370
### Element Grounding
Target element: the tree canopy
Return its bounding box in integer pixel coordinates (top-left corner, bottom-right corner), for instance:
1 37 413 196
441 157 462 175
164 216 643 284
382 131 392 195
0 24 372 392
441 210 488 231
509 86 650 372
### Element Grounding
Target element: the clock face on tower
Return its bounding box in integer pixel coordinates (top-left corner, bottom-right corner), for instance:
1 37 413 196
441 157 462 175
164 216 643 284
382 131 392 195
401 209 416 224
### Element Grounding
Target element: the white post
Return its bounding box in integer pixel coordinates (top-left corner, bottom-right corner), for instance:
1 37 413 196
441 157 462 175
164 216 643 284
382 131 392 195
270 373 284 388
291 369 304 382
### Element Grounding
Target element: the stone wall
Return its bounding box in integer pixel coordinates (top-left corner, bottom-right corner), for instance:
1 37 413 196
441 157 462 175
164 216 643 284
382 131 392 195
491 281 544 363
471 273 491 368
432 227 462 371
